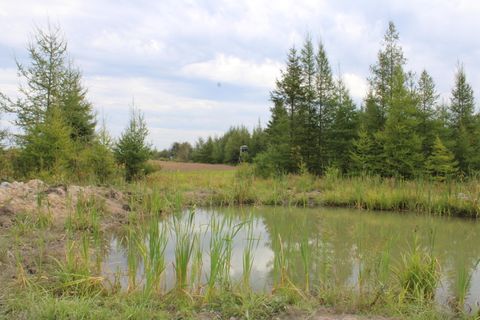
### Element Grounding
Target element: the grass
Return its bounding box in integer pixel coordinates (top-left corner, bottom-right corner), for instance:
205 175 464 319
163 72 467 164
145 166 480 218
4 164 480 319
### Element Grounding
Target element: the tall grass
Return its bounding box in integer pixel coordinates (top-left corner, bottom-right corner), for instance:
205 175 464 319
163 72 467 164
396 236 439 303
173 210 196 291
242 216 259 290
136 217 168 295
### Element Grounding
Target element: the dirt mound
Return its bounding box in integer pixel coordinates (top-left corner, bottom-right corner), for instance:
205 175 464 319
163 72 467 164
0 180 129 228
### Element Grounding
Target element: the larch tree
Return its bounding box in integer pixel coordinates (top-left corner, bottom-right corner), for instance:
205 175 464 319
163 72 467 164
300 36 318 171
368 21 406 129
426 136 458 181
417 70 439 157
314 42 336 173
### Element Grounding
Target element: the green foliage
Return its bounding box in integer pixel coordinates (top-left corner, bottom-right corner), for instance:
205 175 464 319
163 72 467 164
114 108 150 182
17 105 74 179
397 238 439 302
425 136 458 181
448 65 480 173
382 67 424 178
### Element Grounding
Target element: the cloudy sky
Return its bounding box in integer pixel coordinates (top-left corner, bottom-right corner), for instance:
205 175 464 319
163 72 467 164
0 0 479 149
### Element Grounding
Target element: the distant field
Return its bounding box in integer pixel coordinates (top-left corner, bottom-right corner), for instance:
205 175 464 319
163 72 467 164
151 160 235 171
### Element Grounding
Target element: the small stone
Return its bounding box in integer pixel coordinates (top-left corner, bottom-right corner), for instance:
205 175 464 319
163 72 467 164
0 182 11 188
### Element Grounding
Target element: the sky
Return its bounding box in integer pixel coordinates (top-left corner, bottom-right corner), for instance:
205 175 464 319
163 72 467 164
0 0 479 149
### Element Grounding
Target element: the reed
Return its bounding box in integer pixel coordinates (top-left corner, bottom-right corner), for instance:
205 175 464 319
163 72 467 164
173 210 196 291
242 216 258 290
136 216 168 295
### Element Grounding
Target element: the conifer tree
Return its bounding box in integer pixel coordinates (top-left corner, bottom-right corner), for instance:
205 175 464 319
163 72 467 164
300 36 318 171
350 128 374 174
417 70 439 156
448 65 480 172
18 105 74 176
271 47 304 171
113 108 151 181
60 68 96 142
314 42 336 173
329 78 358 172
368 21 406 128
264 100 293 172
382 67 423 178
426 136 458 181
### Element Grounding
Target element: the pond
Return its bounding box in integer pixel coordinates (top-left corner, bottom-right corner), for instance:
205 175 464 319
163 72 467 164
101 206 480 313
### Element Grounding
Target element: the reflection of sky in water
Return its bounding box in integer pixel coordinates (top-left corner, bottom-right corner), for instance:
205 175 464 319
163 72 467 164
101 207 480 313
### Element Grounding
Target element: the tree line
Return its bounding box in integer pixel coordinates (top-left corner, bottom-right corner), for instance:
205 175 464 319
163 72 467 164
0 26 150 182
187 22 479 181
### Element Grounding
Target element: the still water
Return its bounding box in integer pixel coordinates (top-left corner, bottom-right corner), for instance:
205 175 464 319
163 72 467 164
102 207 480 312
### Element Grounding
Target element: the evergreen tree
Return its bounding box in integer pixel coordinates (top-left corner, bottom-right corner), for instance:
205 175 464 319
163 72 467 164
300 36 318 171
18 105 74 177
329 78 358 172
264 100 293 172
271 47 304 171
417 70 439 156
113 108 151 182
426 136 458 181
314 42 336 173
250 121 267 158
382 67 423 178
14 25 68 129
368 21 406 128
60 68 96 142
448 65 480 172
350 128 374 174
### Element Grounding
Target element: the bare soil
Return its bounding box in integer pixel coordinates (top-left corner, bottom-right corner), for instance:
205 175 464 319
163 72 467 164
152 160 235 172
0 179 130 229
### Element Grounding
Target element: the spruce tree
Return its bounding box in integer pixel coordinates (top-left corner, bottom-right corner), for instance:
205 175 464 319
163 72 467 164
270 47 304 172
426 136 458 181
60 68 96 142
448 65 480 172
329 78 358 172
350 128 374 174
382 67 423 178
264 100 293 172
113 108 151 182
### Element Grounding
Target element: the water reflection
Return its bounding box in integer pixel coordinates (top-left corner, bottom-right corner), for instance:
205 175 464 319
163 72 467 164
102 206 480 312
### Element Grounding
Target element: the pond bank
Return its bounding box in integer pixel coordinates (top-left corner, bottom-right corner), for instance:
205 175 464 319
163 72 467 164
1 173 478 319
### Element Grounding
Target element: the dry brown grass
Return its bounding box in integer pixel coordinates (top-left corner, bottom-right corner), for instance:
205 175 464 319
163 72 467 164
151 160 235 172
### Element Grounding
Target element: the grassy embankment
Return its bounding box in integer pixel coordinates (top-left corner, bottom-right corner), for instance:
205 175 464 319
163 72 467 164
1 162 480 319
145 163 480 218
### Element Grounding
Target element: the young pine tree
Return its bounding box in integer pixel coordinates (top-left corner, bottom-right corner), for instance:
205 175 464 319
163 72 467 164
113 108 151 182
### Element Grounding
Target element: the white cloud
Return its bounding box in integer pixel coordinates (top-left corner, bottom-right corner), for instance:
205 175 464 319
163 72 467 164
1 0 480 148
343 73 368 103
181 54 282 88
